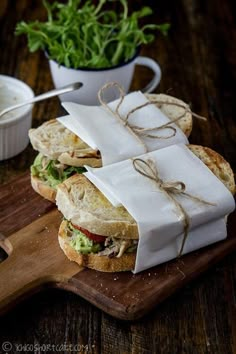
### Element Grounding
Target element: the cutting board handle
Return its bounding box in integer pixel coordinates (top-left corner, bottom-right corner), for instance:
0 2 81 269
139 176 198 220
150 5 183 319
0 210 80 314
0 250 54 313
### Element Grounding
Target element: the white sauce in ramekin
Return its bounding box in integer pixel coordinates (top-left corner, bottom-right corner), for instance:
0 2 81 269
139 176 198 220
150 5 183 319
0 83 25 119
0 76 34 124
0 75 34 160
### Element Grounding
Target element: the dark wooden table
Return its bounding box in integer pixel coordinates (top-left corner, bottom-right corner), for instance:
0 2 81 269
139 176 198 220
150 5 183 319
0 1 236 353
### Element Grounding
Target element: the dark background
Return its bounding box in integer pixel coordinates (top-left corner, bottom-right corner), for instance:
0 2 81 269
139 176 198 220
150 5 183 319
0 1 235 353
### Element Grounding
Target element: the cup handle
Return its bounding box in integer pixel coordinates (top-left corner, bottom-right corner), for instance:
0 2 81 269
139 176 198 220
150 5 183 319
134 56 161 93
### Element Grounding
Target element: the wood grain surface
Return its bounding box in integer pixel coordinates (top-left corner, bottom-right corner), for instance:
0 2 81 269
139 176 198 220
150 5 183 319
0 174 235 321
0 0 236 353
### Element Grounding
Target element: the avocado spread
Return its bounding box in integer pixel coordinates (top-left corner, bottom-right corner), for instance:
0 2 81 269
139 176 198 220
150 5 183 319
69 224 102 254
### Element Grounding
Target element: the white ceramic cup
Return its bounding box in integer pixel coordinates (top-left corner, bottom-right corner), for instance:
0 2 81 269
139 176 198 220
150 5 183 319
0 75 34 161
49 54 161 105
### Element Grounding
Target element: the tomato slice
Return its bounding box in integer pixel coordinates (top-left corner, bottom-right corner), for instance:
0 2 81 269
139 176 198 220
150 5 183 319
72 224 106 243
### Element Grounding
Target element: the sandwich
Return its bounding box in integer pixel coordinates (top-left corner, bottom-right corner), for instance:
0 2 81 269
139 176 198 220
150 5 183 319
56 145 235 272
29 119 101 202
29 94 192 202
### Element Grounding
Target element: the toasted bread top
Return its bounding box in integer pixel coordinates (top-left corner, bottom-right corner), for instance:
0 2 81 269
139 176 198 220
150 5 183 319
29 119 101 167
188 145 235 195
56 173 138 239
145 93 192 137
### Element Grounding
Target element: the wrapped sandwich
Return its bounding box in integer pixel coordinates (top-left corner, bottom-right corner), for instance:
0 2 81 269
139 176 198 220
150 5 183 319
29 93 192 202
59 92 193 166
56 145 235 272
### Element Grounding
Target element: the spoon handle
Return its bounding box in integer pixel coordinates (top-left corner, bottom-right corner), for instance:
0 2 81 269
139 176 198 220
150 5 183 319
0 82 83 119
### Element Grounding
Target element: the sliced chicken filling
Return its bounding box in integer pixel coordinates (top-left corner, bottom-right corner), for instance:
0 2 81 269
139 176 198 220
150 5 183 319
98 237 138 258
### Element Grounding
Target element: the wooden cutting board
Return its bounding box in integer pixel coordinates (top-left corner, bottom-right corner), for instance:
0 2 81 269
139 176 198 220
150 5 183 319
0 173 235 320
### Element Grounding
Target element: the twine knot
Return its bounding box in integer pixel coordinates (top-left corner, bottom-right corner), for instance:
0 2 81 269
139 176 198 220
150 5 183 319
98 82 179 152
132 158 215 256
97 82 207 153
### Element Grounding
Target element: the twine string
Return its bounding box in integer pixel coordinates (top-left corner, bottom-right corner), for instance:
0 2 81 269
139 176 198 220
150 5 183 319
98 82 207 153
97 83 182 146
132 158 215 256
98 82 148 152
123 101 177 139
98 82 207 145
148 99 207 121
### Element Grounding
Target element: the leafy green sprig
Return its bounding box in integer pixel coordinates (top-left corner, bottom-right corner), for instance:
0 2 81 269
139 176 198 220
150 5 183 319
15 0 170 69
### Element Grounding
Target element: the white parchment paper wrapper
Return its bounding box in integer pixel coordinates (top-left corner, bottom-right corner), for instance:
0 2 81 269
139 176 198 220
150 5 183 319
85 144 235 273
58 91 189 166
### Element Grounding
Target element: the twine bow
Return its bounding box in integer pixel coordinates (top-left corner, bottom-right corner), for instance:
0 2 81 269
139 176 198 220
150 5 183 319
132 158 216 256
98 82 207 152
98 83 178 152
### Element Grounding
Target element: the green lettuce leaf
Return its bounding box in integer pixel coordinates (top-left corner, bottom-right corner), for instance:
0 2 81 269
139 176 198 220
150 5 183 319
31 153 86 188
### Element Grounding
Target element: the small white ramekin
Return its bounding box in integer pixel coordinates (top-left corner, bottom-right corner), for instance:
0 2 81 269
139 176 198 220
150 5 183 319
0 75 34 161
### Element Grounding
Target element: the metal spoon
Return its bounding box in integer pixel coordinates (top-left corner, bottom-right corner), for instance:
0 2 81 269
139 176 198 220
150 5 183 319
0 81 83 119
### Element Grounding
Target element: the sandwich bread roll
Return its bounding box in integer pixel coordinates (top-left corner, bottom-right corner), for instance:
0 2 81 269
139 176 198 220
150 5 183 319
29 94 193 202
56 145 235 272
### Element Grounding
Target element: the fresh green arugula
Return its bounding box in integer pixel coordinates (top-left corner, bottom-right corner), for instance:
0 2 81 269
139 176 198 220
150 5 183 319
15 0 170 69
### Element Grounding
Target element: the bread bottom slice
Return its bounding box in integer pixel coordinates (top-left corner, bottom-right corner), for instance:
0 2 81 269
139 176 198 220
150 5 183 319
31 174 56 203
58 220 136 272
